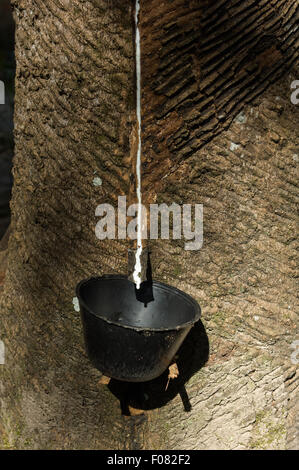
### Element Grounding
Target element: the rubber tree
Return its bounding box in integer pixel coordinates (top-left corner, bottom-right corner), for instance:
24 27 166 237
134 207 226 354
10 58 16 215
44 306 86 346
0 0 298 449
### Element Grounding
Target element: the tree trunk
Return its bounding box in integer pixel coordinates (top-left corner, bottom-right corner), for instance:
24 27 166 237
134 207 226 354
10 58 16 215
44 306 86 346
0 0 298 450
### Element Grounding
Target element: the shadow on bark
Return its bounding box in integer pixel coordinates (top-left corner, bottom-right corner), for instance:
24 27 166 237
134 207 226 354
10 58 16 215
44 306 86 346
0 0 15 239
142 0 298 192
108 319 209 413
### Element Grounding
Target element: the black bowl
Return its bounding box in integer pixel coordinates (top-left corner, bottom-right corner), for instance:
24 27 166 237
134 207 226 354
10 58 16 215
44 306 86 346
76 275 201 382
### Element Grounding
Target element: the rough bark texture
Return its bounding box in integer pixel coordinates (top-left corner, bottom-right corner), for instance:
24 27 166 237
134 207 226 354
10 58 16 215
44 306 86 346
0 0 298 450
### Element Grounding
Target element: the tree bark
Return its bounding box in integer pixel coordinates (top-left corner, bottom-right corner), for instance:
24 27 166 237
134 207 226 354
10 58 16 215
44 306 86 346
0 0 298 449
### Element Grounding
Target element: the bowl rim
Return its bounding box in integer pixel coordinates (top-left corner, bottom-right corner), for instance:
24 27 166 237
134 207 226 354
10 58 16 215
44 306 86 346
76 275 201 332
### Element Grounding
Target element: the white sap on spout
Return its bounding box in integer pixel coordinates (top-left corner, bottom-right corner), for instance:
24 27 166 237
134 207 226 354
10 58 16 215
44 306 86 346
133 0 143 290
